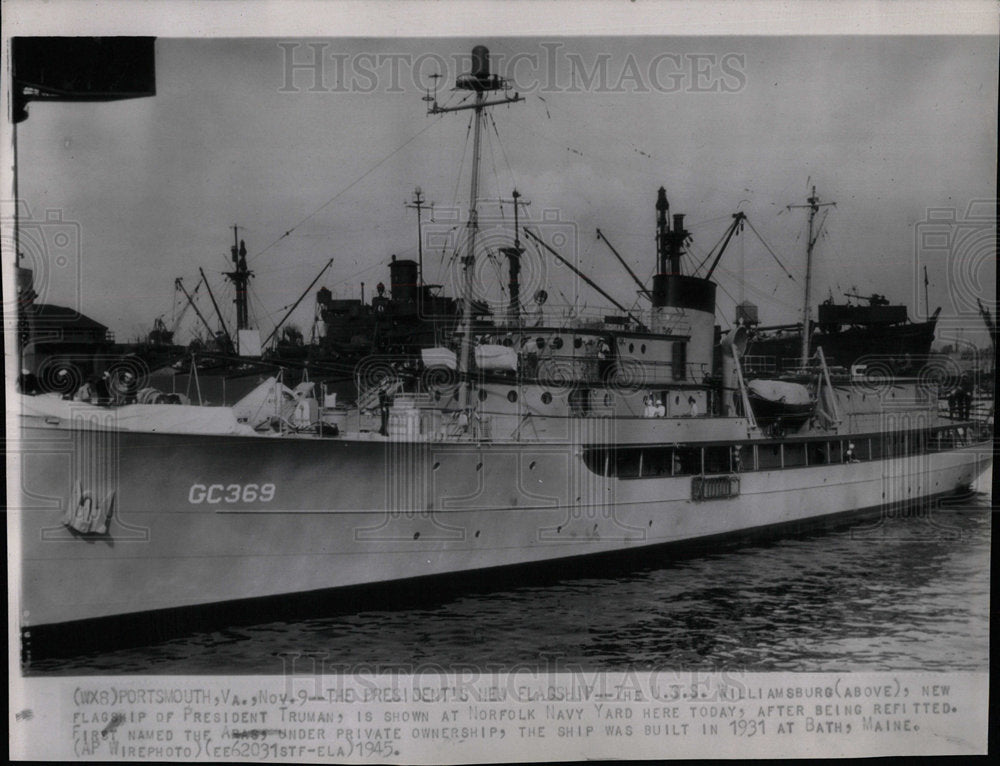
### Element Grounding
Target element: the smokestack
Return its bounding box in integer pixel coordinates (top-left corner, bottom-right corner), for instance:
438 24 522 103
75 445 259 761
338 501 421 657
670 214 686 276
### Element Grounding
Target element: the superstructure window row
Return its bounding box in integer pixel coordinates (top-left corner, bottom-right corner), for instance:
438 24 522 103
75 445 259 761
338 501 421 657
582 424 987 479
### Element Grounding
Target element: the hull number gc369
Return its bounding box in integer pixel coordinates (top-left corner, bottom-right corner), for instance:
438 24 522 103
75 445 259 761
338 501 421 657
189 483 276 504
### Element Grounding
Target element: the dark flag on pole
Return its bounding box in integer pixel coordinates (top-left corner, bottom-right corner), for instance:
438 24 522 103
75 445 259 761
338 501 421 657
12 37 156 123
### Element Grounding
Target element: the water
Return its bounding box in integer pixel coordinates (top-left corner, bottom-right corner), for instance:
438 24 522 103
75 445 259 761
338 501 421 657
27 489 991 675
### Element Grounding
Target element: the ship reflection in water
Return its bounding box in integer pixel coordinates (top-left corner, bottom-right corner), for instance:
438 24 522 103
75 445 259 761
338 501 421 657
30 487 989 675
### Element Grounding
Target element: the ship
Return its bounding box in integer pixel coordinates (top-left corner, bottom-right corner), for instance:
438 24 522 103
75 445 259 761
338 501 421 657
744 293 940 376
741 187 940 376
14 46 992 655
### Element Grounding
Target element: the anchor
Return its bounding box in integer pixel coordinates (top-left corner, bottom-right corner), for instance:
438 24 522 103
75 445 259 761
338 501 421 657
63 480 116 535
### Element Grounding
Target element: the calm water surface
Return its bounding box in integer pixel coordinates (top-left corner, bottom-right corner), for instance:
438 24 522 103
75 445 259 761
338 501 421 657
29 490 991 675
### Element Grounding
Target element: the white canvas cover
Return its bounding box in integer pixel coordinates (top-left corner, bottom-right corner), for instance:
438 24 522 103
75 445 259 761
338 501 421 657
474 344 518 371
19 393 256 435
746 379 813 406
237 328 263 357
232 376 297 427
421 347 457 369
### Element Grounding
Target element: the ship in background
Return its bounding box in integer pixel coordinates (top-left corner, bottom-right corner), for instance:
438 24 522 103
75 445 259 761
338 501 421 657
15 46 992 659
743 292 940 376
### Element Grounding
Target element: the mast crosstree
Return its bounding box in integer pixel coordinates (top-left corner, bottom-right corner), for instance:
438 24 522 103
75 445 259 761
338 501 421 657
427 45 523 408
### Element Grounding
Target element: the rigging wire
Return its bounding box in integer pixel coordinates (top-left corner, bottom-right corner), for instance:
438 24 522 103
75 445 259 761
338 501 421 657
483 117 504 220
488 111 519 196
449 113 475 210
435 112 475 282
249 114 445 265
248 283 277 330
743 217 797 282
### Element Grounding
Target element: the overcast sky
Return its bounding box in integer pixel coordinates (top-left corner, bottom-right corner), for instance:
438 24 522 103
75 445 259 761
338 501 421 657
15 35 997 346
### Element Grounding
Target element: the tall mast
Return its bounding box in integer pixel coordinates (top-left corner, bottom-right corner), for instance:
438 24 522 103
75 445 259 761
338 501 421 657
428 46 523 407
224 225 254 334
405 186 433 302
788 185 835 367
499 189 530 325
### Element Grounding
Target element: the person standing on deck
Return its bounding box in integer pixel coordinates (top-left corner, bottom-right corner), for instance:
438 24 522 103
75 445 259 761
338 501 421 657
378 389 390 436
643 395 655 418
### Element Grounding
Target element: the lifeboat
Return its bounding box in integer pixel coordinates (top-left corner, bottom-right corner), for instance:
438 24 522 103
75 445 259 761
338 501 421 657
746 379 815 428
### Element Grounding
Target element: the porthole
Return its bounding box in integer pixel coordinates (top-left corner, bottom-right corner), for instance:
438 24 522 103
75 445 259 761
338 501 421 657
475 530 481 538
536 337 546 349
641 344 646 354
529 460 537 470
413 532 420 540
541 391 552 404
552 337 563 349
629 343 635 353
507 390 518 403
433 462 440 470
573 337 582 349
476 462 483 471
478 389 487 401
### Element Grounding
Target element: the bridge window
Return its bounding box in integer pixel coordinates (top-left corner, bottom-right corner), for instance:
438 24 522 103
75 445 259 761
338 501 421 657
783 442 806 467
870 437 882 460
583 448 612 476
673 447 701 476
641 448 672 477
829 441 842 463
615 449 642 479
858 439 871 460
704 446 731 474
810 442 828 465
758 445 782 470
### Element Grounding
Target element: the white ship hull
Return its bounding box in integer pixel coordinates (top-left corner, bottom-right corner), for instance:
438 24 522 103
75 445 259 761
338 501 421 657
15 413 991 631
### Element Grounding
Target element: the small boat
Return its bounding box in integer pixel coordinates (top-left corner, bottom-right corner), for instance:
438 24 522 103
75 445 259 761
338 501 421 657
746 379 815 429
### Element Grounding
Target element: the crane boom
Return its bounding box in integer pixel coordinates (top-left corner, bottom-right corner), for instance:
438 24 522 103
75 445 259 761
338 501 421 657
595 228 652 300
171 275 203 334
524 227 647 331
175 277 216 340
